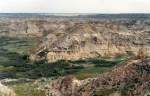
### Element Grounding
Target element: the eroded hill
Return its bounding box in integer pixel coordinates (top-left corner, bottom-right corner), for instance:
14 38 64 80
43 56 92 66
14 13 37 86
43 57 150 96
27 19 150 62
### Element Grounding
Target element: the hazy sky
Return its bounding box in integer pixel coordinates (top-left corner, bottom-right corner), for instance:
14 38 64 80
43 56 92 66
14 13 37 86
0 0 150 13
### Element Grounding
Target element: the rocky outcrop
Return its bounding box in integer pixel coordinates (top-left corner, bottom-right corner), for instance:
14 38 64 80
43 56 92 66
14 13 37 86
43 57 150 96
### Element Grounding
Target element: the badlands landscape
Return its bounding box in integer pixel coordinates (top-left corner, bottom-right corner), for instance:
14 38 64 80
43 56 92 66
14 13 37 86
0 14 149 96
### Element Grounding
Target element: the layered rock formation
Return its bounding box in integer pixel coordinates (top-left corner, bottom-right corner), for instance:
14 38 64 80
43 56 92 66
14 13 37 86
43 57 150 96
29 20 150 62
0 19 41 37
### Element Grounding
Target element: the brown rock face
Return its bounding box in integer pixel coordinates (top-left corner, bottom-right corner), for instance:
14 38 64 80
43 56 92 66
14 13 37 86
44 57 150 96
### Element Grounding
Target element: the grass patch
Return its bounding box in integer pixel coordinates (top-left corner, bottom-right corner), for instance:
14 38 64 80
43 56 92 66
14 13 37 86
12 82 46 96
75 67 110 80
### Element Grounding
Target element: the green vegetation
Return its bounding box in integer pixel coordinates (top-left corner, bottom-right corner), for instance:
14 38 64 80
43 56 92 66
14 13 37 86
71 56 127 80
75 67 109 80
0 36 38 79
12 82 46 96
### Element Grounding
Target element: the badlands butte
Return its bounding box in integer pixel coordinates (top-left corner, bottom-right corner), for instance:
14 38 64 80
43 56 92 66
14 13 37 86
0 14 150 96
0 14 150 62
30 19 150 62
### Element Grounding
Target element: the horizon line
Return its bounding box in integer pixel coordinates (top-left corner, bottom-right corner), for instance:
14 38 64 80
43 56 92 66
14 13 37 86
0 13 150 14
